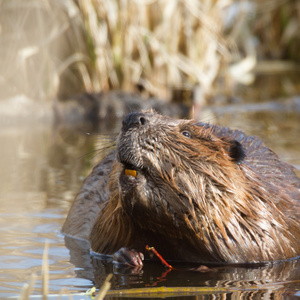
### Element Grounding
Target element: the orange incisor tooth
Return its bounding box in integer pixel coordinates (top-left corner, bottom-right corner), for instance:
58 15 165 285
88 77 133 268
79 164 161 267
125 169 137 177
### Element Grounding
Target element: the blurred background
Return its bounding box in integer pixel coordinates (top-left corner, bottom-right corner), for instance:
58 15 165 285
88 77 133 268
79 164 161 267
1 0 300 118
0 0 300 298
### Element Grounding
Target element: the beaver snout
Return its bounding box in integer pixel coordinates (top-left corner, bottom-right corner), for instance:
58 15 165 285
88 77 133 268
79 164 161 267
122 112 149 131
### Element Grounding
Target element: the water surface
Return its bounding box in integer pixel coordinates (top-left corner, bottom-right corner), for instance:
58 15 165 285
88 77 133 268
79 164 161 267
0 104 300 299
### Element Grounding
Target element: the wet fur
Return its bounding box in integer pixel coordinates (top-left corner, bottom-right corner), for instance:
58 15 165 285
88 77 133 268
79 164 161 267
63 110 300 264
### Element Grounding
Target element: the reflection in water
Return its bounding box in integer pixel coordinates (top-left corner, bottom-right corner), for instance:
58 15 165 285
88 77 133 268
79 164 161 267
0 108 300 299
64 230 300 299
0 124 99 296
64 234 300 299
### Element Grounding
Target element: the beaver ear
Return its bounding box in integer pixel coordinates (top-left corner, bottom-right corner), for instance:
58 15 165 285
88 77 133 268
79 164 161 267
228 140 246 164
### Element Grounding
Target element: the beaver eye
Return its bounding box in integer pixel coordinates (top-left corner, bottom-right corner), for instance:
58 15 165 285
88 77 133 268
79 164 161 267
181 131 191 138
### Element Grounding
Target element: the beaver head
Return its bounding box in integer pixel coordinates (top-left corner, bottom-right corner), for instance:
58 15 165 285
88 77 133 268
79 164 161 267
90 110 300 264
116 111 246 225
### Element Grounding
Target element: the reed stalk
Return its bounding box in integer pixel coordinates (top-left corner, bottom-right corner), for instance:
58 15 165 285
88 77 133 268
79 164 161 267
2 0 299 110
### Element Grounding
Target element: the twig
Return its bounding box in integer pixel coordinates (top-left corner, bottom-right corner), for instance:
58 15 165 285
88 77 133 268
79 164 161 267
146 245 174 269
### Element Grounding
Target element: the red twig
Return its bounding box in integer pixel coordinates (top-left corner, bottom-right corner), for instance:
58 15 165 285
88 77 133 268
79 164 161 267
146 245 174 269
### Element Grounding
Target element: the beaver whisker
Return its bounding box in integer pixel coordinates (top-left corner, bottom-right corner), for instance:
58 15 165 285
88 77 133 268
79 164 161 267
144 138 161 150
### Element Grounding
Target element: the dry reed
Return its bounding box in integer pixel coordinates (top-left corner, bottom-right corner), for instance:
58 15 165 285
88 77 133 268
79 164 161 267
78 0 240 100
0 0 89 101
1 0 299 106
76 0 300 102
18 242 112 300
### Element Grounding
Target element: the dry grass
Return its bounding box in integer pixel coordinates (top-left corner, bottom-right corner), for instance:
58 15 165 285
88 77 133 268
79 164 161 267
0 0 89 101
70 0 300 102
78 0 240 100
253 0 300 61
1 0 299 104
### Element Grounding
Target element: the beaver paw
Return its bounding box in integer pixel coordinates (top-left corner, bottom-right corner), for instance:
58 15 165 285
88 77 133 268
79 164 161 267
113 247 144 267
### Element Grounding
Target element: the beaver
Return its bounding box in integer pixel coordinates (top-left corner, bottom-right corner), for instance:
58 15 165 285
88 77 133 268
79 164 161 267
62 110 300 266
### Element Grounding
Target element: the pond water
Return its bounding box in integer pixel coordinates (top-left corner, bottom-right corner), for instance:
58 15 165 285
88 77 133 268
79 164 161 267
0 101 300 299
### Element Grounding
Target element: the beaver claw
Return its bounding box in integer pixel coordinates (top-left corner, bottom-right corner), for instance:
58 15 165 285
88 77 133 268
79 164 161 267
113 247 144 267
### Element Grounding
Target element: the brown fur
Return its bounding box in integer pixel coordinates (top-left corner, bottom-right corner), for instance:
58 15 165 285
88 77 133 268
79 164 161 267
63 110 300 264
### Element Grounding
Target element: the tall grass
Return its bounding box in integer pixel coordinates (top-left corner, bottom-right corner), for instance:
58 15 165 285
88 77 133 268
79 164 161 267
18 242 112 300
1 0 299 104
253 0 300 62
78 0 240 100
0 0 89 101
76 0 300 101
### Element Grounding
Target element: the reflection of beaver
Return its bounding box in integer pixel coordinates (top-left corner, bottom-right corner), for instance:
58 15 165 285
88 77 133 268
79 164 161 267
63 110 300 266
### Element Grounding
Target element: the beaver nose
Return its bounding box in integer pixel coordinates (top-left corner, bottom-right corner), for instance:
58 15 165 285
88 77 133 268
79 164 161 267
122 112 149 131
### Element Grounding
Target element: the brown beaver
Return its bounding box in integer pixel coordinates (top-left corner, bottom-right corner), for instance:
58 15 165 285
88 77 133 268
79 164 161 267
62 110 300 266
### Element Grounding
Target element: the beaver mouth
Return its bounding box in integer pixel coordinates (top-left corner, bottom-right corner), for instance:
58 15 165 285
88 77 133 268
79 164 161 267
120 160 147 180
117 137 147 181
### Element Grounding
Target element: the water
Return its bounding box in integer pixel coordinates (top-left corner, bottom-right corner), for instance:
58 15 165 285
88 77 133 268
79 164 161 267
0 103 300 299
0 125 93 296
